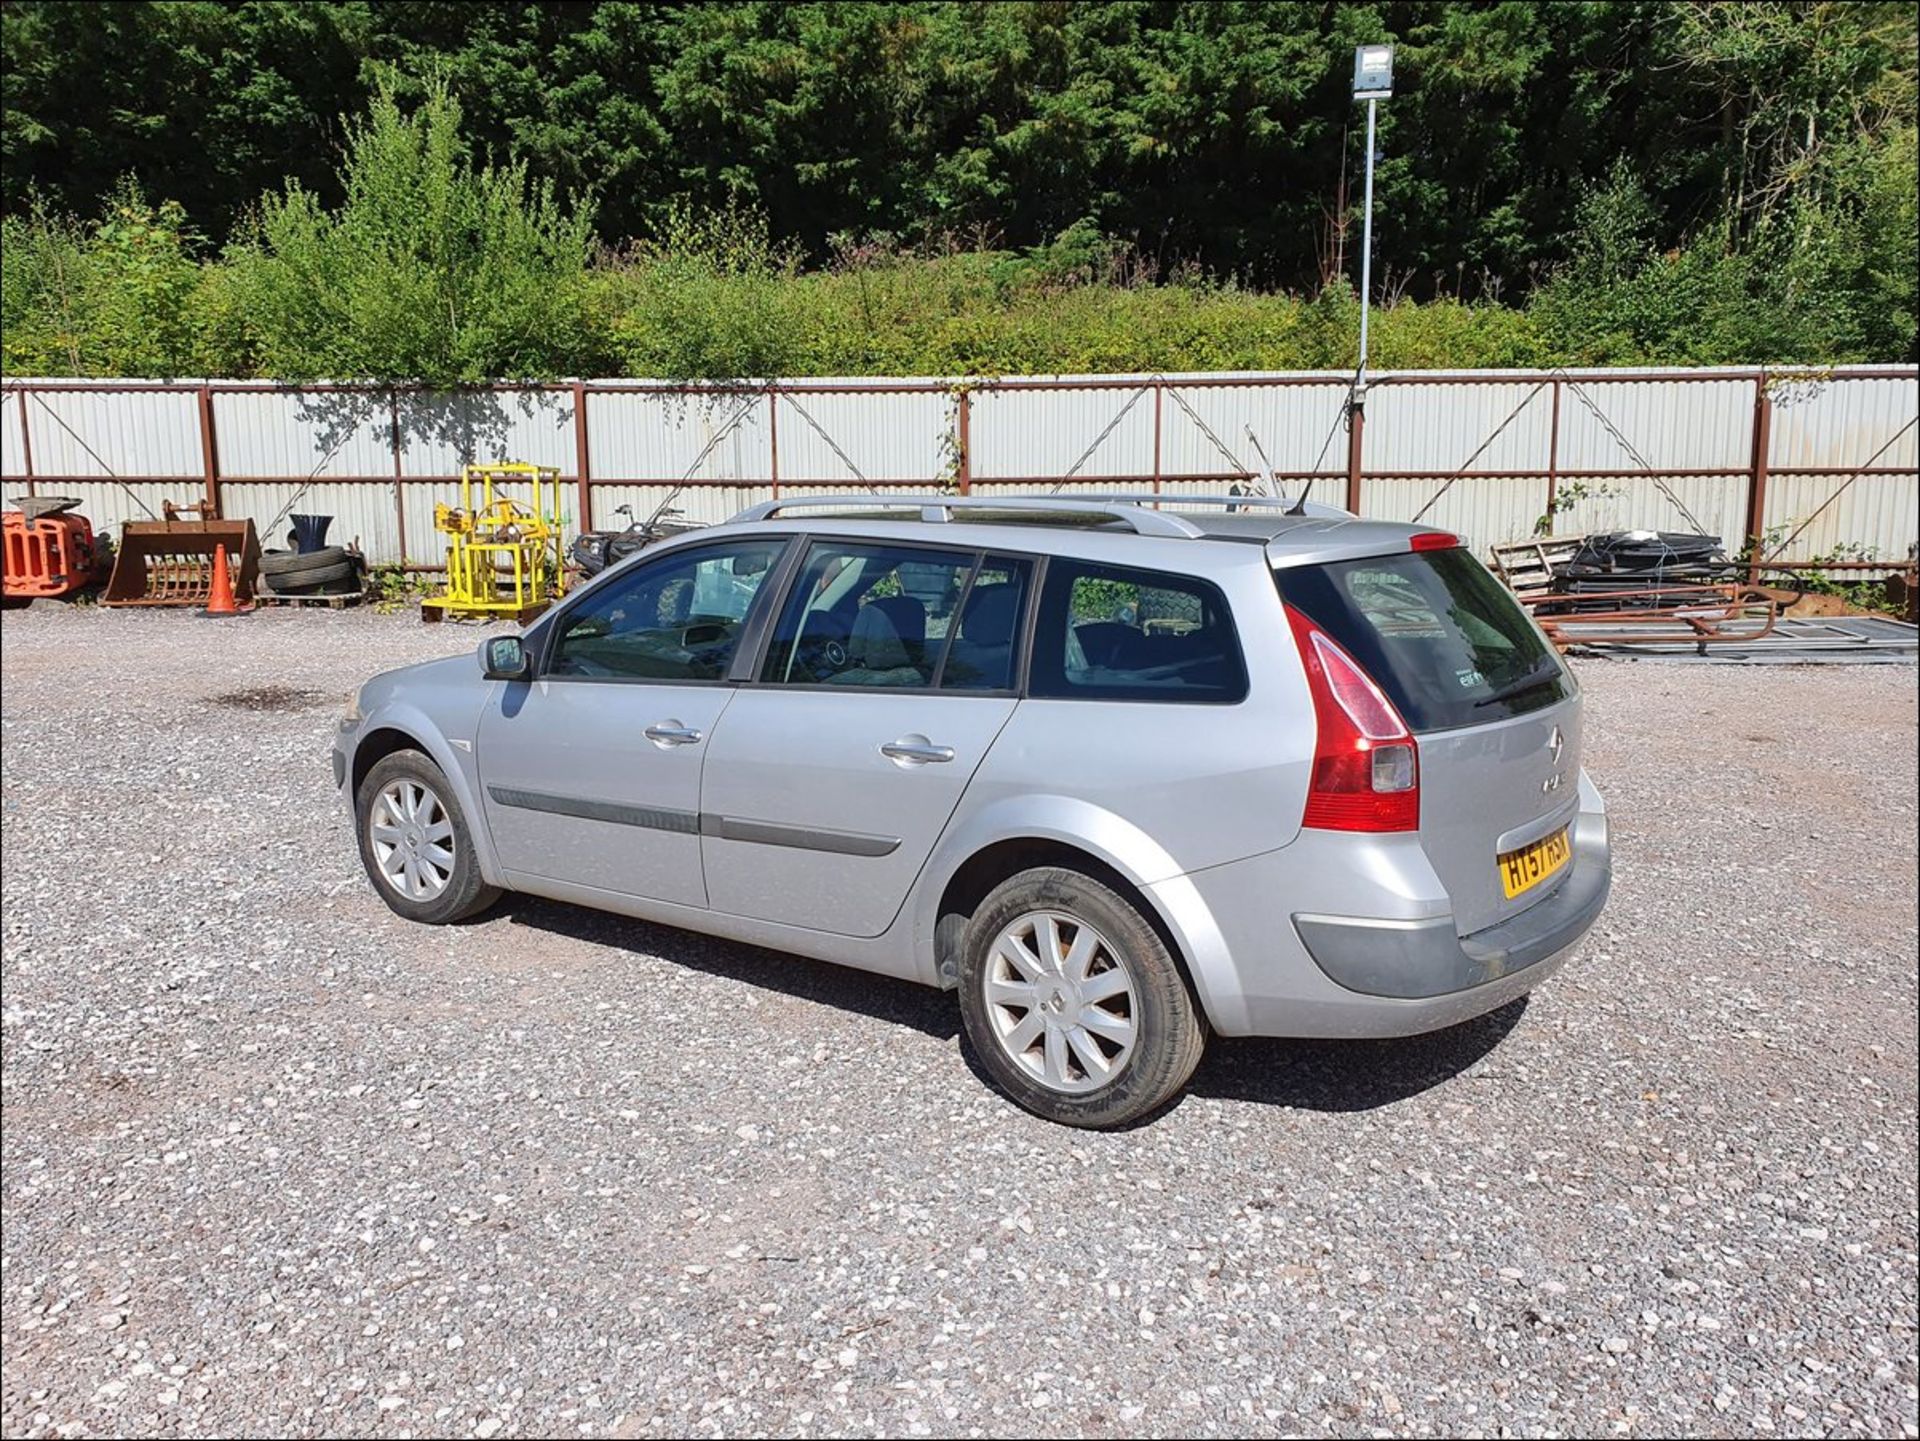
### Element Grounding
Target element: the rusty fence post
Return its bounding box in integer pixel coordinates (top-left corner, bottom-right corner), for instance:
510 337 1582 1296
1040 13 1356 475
390 391 408 568
1152 382 1163 495
16 389 34 498
198 384 220 516
768 388 780 500
1746 376 1773 582
1544 379 1562 529
1345 392 1366 515
956 387 972 494
573 382 591 532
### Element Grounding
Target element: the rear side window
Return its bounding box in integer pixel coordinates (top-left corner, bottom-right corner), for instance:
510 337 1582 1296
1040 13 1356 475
1278 549 1567 731
758 541 1031 691
1030 560 1247 703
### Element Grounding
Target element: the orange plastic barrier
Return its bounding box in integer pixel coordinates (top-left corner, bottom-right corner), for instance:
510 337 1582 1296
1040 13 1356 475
2 499 107 600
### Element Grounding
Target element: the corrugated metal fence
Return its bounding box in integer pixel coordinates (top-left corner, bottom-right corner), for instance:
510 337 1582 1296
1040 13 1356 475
2 367 1914 571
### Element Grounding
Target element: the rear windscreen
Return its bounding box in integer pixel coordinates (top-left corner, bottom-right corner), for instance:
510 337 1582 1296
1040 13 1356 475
1276 549 1568 732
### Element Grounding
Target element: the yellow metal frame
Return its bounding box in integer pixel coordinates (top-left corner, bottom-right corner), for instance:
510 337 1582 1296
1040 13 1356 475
426 462 567 618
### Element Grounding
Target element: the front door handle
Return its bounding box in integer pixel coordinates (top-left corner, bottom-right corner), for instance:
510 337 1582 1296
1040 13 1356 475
881 736 955 766
644 721 704 747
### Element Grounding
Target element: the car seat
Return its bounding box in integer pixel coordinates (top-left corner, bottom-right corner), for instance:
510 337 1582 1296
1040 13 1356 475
944 583 1020 688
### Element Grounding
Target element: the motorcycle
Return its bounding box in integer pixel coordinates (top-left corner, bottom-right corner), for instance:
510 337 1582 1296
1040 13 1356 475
567 504 704 580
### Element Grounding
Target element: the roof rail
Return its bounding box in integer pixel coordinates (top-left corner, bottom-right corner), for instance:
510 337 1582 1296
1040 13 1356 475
1063 492 1357 519
727 494 1207 538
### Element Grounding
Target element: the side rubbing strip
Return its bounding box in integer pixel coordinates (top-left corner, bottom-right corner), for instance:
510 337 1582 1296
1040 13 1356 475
486 787 897 856
487 786 699 835
707 815 901 858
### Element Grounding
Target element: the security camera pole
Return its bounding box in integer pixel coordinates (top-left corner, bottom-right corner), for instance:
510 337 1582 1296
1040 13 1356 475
1347 43 1393 513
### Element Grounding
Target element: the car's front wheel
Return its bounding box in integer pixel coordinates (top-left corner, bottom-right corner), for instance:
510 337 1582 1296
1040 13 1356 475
353 750 500 924
958 866 1205 1128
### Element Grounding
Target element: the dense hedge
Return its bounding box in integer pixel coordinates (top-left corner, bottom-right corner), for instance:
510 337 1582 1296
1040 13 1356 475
3 81 1914 383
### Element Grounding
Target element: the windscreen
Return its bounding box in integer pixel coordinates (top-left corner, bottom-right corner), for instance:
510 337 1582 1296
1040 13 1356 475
1276 548 1568 732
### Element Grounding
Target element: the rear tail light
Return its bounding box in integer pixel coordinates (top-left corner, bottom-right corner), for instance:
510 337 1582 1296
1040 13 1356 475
1285 604 1419 831
1409 531 1461 551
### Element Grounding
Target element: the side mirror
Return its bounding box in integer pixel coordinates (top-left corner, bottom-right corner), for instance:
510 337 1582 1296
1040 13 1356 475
480 634 530 680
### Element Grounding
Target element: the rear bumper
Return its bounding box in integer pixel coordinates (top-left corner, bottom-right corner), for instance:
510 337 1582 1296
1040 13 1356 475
1152 769 1609 1039
1294 841 1610 999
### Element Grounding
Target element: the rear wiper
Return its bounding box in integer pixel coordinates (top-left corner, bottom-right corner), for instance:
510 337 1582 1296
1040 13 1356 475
1473 659 1565 707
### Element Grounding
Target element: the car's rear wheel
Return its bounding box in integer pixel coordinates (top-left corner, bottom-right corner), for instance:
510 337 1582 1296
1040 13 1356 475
958 866 1205 1128
354 750 500 923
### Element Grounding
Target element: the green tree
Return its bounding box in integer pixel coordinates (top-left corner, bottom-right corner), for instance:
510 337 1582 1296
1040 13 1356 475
230 78 598 382
0 183 213 376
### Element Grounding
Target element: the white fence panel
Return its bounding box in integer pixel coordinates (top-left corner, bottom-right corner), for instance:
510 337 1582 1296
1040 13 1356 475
21 481 188 540
1556 377 1753 472
219 483 407 564
3 369 1914 568
397 390 577 477
24 389 202 478
588 390 771 482
214 390 392 479
1552 475 1749 546
1367 381 1553 477
775 390 949 484
1768 374 1919 471
1 395 26 479
1366 476 1547 551
972 383 1150 481
1763 473 1920 563
1163 383 1350 478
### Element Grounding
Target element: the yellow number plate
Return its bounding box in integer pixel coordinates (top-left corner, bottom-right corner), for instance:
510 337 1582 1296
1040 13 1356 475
1499 826 1571 899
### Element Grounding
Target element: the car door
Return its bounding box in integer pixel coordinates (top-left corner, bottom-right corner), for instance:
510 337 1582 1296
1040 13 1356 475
699 539 1033 937
474 535 789 905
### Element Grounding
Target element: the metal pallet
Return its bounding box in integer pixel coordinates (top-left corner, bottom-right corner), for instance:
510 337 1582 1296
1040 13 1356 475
1570 615 1917 662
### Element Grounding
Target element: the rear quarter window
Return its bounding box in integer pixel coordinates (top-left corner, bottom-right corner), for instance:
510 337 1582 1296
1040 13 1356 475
1278 548 1568 731
1030 560 1247 703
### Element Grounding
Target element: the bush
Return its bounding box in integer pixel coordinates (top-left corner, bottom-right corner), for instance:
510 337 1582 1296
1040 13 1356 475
596 201 806 380
0 182 210 376
3 88 1910 382
1528 149 1920 367
227 79 599 384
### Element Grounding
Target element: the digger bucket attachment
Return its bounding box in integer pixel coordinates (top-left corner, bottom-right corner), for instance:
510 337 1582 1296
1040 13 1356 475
103 516 260 607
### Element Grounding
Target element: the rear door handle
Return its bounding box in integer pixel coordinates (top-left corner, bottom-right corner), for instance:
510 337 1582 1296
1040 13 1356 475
645 721 704 747
881 737 955 765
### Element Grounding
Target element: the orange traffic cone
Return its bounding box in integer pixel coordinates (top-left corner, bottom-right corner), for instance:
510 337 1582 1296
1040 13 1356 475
203 543 248 617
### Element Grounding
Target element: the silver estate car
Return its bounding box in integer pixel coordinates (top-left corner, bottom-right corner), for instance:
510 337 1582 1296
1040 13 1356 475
333 495 1610 1127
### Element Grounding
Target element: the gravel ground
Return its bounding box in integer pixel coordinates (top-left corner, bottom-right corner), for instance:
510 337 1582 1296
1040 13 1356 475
2 602 1915 1441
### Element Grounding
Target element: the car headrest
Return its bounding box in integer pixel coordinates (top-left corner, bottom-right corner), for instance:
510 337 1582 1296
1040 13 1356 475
961 583 1019 645
1073 620 1134 666
866 594 926 649
849 595 923 670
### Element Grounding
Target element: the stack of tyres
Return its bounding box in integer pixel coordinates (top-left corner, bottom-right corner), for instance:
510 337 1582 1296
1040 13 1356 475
1547 529 1736 612
260 512 365 598
260 545 365 597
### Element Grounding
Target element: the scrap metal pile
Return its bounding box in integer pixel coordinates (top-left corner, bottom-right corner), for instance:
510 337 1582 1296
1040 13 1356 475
1492 530 1917 662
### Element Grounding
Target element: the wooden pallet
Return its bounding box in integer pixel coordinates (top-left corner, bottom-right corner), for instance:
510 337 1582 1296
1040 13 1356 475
254 587 370 609
420 598 551 625
1489 535 1585 600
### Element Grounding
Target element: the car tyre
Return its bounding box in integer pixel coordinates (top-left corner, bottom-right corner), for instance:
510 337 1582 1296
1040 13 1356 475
958 866 1205 1128
261 544 350 579
353 750 500 923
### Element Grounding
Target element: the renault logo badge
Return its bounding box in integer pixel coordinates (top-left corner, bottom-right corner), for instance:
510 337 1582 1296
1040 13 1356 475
1547 726 1564 765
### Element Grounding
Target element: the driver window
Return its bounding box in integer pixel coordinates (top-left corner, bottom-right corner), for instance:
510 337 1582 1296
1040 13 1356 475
548 540 784 681
761 541 979 689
